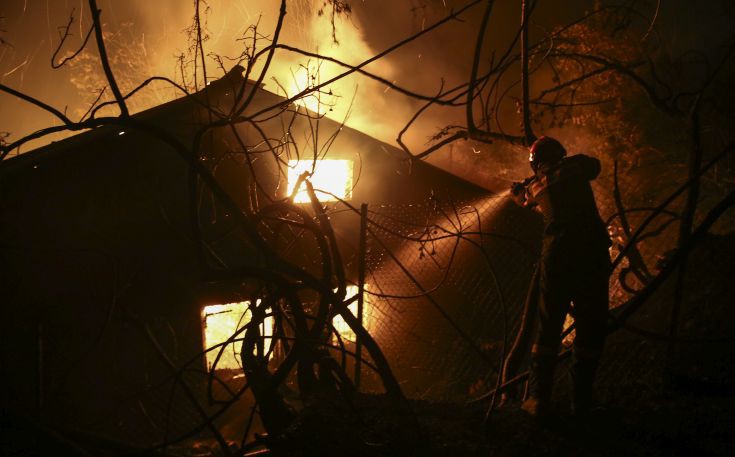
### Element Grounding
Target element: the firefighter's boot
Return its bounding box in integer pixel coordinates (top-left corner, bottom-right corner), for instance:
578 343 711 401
521 352 556 418
570 354 599 417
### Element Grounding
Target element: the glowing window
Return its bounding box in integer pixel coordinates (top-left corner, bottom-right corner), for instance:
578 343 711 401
287 159 353 203
331 285 375 344
201 301 274 371
562 314 575 346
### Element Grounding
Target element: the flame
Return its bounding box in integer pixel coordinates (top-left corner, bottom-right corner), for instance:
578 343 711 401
288 63 335 115
562 313 575 346
331 285 375 344
287 159 353 203
271 6 408 142
201 301 274 371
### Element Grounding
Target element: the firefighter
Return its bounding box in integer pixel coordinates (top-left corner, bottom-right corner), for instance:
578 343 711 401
510 136 612 418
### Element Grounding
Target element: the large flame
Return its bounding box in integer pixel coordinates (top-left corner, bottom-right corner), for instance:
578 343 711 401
331 285 375 344
287 159 353 203
287 62 336 115
201 301 275 371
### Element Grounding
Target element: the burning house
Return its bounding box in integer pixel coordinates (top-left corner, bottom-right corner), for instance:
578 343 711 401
0 67 543 446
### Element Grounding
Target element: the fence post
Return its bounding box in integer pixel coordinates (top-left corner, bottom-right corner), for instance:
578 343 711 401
355 203 368 391
666 110 703 376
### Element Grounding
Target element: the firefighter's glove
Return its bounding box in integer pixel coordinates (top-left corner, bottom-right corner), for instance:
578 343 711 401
511 181 525 196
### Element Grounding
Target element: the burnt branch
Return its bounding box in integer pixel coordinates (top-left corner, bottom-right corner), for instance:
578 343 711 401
0 83 73 126
88 0 128 117
520 0 536 144
51 8 94 69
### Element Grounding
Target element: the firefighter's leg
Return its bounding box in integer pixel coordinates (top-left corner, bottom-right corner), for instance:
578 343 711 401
569 257 610 416
522 259 569 417
569 347 602 416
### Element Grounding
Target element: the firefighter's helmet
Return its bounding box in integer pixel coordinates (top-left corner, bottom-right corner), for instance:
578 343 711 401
529 136 566 171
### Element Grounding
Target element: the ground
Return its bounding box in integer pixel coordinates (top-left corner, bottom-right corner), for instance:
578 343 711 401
262 385 735 456
4 234 735 456
4 386 735 456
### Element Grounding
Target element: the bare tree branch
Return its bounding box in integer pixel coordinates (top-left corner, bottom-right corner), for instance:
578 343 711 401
520 0 536 144
88 0 128 117
0 83 73 126
51 8 94 69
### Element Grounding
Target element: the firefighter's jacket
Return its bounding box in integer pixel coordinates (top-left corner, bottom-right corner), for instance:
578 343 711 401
515 154 611 254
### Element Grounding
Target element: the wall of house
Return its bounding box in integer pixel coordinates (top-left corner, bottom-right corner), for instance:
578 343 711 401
0 121 225 443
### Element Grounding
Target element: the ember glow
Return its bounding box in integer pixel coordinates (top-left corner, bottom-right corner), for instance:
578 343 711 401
331 285 375 344
287 159 354 203
562 314 575 346
201 301 274 371
288 63 336 115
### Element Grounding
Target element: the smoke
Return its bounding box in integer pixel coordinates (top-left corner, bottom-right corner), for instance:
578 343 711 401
0 2 503 146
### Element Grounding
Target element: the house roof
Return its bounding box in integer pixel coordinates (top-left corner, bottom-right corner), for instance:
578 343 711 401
0 67 498 211
1 67 492 201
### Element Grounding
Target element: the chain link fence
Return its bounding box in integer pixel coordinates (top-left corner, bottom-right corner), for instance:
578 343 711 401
337 154 735 405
